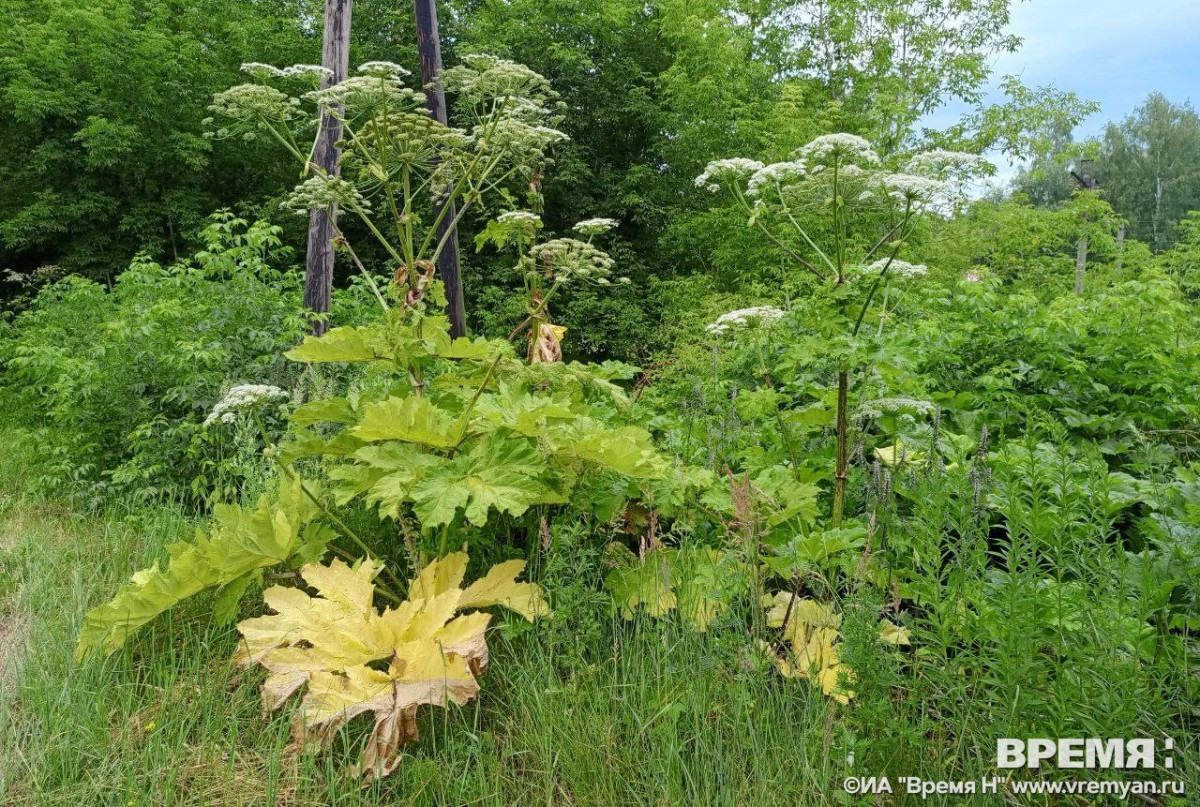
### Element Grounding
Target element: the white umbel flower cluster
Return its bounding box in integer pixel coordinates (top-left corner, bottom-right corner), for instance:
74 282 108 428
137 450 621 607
204 384 289 426
241 63 333 81
856 397 937 419
498 210 543 225
357 61 411 78
286 175 372 214
695 158 765 192
705 306 786 335
792 134 880 166
873 173 950 203
906 150 984 176
746 161 807 196
531 238 628 285
572 217 619 235
866 258 928 278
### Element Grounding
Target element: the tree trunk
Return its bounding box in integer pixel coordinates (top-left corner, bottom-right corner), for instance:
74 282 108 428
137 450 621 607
413 0 466 337
1074 236 1089 296
304 0 353 336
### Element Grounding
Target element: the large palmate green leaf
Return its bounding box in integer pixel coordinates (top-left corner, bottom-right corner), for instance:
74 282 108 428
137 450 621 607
290 397 357 427
410 434 557 528
352 396 463 448
548 420 666 479
75 475 328 659
285 326 390 364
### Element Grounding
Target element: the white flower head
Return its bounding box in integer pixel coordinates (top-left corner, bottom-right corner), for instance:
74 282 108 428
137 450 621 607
856 397 936 419
572 217 619 235
792 134 880 166
307 75 425 111
281 64 333 80
706 306 786 335
746 160 807 196
286 175 371 214
204 384 289 426
241 62 286 80
441 55 557 107
358 61 411 79
872 173 950 204
498 210 543 225
695 158 765 192
866 258 928 278
208 84 303 137
906 150 985 177
495 210 543 239
530 238 616 285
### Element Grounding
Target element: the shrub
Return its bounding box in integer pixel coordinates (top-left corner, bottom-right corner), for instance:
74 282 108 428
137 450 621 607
0 213 308 504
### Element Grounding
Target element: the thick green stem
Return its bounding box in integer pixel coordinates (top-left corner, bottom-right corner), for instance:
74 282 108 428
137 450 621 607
832 369 849 528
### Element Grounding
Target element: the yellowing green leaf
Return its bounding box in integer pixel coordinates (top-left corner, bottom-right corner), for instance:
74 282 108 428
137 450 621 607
879 619 911 645
761 592 854 704
237 553 545 778
76 475 326 659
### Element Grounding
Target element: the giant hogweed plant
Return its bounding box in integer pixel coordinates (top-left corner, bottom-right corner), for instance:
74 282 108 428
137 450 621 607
76 56 671 778
205 55 567 311
697 137 983 529
693 137 981 685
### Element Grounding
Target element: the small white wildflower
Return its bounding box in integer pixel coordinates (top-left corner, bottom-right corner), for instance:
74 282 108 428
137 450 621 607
705 306 785 335
746 160 807 196
572 217 619 235
204 384 289 426
695 158 765 192
964 270 984 283
866 258 928 278
792 133 880 166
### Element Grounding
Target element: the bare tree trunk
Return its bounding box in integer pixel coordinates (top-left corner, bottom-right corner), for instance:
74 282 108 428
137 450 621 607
413 0 466 337
1074 236 1089 296
304 0 353 336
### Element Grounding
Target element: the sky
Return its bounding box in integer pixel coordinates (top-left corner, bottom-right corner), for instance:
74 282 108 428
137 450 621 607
991 0 1200 134
923 0 1200 181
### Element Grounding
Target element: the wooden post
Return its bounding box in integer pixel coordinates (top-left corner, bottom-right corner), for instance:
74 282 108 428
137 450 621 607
304 0 353 336
413 0 466 337
1070 160 1099 297
1074 236 1089 296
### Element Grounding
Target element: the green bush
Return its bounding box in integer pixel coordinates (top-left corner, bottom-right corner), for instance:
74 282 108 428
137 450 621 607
0 213 308 504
